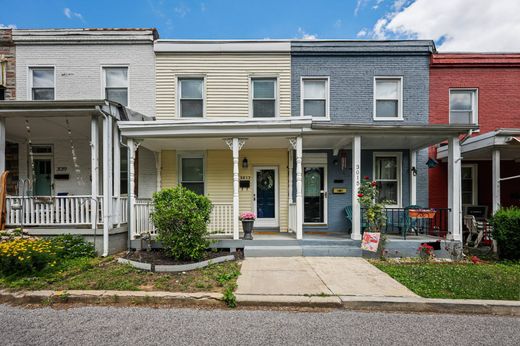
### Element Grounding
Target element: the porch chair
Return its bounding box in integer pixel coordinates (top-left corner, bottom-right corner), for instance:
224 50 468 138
344 205 368 234
464 215 485 248
403 204 423 237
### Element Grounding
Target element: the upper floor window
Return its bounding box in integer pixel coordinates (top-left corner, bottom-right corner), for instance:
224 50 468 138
252 78 276 117
374 77 402 120
450 89 477 124
30 67 55 100
373 153 402 207
179 155 205 195
179 78 204 117
104 67 128 106
302 78 328 117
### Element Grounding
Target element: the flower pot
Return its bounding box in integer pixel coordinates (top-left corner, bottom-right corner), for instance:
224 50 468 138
408 209 436 219
242 220 255 240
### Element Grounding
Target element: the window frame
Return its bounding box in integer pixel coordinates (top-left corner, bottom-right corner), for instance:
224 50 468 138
449 88 478 125
28 66 56 101
177 75 206 118
300 76 330 119
461 163 478 206
249 76 279 118
177 152 206 195
372 152 402 208
373 76 403 121
102 65 130 106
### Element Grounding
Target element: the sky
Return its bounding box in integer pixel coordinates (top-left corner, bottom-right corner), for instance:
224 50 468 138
1 0 520 52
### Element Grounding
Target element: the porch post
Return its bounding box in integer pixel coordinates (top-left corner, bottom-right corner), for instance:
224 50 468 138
102 115 112 256
232 138 240 240
155 151 162 192
90 116 99 230
0 117 5 173
127 138 136 245
410 150 417 205
448 136 462 241
295 136 303 240
492 149 501 214
288 149 293 204
351 136 361 240
113 123 121 226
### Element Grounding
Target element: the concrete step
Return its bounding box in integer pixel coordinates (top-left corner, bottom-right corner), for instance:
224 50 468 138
244 245 362 257
301 246 362 257
244 246 303 257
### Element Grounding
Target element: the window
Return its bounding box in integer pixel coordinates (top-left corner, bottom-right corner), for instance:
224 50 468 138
179 78 204 117
252 78 276 117
373 153 401 206
302 78 328 117
180 156 204 195
0 88 4 100
30 67 54 100
104 67 128 106
450 89 477 124
120 146 128 195
462 164 478 205
374 77 402 119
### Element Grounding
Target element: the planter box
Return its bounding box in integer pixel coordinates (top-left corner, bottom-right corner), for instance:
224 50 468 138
408 210 436 219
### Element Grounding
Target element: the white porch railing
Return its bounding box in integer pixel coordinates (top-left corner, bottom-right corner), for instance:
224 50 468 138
131 200 234 239
288 202 296 233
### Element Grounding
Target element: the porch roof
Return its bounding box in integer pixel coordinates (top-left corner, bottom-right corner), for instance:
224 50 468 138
437 128 520 160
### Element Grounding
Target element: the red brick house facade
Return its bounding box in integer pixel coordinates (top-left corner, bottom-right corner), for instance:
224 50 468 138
0 29 15 100
429 54 520 216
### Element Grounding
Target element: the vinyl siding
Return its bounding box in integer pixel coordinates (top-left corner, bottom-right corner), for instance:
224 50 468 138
156 53 291 119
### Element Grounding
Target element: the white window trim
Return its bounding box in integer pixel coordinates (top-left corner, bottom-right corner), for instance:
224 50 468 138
372 152 403 208
101 65 130 107
249 75 279 118
462 163 478 206
28 66 56 101
449 88 478 125
300 76 330 120
177 151 206 195
28 143 54 196
373 76 403 121
176 75 206 118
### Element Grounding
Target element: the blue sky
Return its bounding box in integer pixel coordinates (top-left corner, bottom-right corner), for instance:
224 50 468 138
1 0 520 51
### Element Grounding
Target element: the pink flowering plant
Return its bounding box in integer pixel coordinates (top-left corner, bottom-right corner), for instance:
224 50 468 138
357 176 388 232
239 211 256 221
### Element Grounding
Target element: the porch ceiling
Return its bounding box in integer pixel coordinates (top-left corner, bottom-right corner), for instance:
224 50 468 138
5 116 91 142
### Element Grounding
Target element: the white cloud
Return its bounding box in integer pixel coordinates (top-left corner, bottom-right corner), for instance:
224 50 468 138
354 0 367 16
63 8 85 22
0 23 16 29
357 29 368 38
334 19 342 29
174 4 190 17
367 0 520 51
297 27 317 40
372 0 385 10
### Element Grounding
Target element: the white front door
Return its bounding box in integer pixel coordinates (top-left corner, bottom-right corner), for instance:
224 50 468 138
253 167 279 228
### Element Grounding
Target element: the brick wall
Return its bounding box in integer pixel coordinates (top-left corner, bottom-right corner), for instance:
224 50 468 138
0 29 16 100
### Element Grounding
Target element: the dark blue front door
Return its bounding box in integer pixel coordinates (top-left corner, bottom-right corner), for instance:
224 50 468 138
255 168 277 227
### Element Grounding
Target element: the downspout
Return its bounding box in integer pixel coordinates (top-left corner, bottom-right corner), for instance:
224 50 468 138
118 132 132 252
97 108 112 257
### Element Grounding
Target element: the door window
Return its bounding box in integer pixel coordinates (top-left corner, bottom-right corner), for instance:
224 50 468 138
304 167 325 223
256 169 276 218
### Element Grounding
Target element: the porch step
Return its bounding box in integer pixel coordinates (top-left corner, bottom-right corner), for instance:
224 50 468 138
244 246 303 257
244 245 362 257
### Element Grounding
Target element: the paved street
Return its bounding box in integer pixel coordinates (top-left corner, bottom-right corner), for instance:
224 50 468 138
237 257 417 297
1 304 518 346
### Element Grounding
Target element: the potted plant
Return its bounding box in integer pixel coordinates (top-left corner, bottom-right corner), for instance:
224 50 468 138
239 211 256 240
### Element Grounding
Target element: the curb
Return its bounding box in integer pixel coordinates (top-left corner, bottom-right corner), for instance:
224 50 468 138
117 255 236 272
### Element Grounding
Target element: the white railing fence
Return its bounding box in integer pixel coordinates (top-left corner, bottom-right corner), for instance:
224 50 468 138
288 202 297 233
134 199 156 237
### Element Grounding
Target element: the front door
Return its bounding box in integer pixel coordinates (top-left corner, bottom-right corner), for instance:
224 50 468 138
304 166 327 224
33 159 52 196
253 167 278 228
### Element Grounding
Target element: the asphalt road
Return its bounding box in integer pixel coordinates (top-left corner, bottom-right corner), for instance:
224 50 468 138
0 304 519 346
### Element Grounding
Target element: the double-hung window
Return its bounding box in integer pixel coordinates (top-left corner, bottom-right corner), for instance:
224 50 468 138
251 78 276 117
180 156 205 195
373 153 401 206
374 77 402 119
302 78 328 117
450 89 477 124
462 164 478 205
179 78 204 117
30 67 55 100
104 67 129 106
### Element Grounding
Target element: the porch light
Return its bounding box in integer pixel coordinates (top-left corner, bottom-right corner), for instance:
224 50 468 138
242 158 248 168
411 166 417 176
426 158 438 169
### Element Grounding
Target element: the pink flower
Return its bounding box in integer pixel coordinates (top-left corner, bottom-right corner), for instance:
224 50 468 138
239 211 256 221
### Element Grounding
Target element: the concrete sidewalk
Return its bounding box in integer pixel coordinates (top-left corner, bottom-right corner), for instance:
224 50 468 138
236 257 417 298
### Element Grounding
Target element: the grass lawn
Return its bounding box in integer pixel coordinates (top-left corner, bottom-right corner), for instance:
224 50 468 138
373 260 520 300
0 256 241 293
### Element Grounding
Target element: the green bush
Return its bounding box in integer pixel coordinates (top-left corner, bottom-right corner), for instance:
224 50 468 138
49 234 96 259
0 238 56 275
151 186 213 261
491 207 520 260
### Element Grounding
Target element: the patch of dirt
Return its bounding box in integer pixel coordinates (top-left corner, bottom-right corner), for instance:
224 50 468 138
123 249 238 265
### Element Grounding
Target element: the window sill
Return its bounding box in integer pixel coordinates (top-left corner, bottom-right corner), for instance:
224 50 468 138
373 117 404 121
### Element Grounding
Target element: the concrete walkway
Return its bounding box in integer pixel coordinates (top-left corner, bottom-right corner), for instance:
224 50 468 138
236 257 417 297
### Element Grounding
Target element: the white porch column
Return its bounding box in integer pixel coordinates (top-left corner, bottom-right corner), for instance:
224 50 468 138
351 136 362 240
102 115 112 256
295 136 303 240
288 149 294 204
492 149 501 214
113 123 121 226
90 116 99 230
155 151 162 192
232 138 240 240
448 136 462 241
410 150 417 205
127 138 136 243
0 117 6 173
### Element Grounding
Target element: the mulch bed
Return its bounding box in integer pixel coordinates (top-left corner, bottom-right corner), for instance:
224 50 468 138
123 249 241 265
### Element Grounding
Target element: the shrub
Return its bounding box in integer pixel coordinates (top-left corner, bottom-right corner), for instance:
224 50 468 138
491 207 520 260
151 186 212 261
49 234 96 259
358 176 388 232
0 238 56 275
